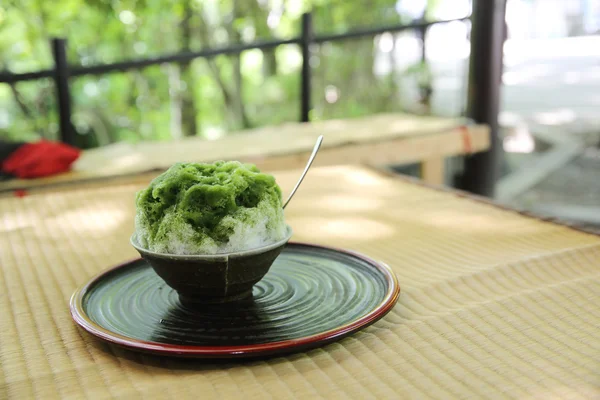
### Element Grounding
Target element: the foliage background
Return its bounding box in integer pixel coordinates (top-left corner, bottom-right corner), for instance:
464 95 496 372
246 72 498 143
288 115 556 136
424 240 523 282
0 0 462 149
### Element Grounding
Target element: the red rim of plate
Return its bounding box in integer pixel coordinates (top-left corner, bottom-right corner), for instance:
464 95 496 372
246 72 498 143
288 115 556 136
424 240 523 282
70 241 400 358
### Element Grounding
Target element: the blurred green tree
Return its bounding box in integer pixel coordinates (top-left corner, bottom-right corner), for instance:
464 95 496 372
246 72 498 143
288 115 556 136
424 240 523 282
0 0 452 148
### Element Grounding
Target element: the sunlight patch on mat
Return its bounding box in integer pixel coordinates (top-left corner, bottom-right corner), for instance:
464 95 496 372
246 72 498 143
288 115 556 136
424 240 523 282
289 216 395 241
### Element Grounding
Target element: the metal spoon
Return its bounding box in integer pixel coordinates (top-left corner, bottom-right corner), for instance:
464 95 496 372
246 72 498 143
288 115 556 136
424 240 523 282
283 135 323 209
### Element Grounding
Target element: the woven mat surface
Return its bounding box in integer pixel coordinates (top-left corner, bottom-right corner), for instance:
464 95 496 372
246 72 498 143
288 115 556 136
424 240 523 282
1 165 599 399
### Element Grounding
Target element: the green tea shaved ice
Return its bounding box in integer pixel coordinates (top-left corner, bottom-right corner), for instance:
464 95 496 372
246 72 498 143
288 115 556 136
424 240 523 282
134 161 287 254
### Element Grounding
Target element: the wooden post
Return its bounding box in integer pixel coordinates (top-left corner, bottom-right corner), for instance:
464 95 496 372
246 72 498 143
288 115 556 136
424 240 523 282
51 38 76 146
460 0 507 196
300 12 313 123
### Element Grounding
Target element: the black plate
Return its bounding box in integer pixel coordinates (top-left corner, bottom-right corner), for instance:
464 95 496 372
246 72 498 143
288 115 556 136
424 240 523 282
70 242 400 358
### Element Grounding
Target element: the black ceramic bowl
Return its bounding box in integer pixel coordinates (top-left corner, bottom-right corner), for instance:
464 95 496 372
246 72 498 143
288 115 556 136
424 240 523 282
130 226 293 304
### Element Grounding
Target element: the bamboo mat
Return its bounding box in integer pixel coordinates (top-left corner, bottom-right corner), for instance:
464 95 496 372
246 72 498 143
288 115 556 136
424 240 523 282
1 165 599 399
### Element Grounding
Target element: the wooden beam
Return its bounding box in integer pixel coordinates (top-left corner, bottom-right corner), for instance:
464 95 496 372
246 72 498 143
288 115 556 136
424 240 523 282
496 140 584 202
421 157 445 186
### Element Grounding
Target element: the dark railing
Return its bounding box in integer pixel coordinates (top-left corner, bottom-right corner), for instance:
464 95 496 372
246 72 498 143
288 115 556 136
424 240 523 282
0 12 470 142
0 4 505 196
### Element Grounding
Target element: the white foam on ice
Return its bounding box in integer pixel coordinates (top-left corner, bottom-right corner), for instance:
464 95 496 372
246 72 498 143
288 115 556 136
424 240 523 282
134 198 286 255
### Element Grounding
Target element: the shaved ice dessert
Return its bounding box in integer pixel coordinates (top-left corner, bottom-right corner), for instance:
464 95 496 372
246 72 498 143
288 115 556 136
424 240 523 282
134 161 287 255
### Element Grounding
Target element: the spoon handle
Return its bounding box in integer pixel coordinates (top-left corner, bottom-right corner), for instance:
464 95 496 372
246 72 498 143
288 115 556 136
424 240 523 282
283 135 323 209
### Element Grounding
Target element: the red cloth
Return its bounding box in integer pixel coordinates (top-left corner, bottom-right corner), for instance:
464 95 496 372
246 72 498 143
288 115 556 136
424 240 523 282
1 140 80 179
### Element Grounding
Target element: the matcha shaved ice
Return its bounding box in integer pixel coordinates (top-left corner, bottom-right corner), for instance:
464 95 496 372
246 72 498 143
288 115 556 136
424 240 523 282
134 161 287 255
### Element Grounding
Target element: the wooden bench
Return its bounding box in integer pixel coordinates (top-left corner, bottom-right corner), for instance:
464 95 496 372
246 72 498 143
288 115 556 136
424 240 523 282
0 112 489 193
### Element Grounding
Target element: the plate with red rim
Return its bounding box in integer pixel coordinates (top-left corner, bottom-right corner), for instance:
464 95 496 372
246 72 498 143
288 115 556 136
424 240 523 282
70 242 400 358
